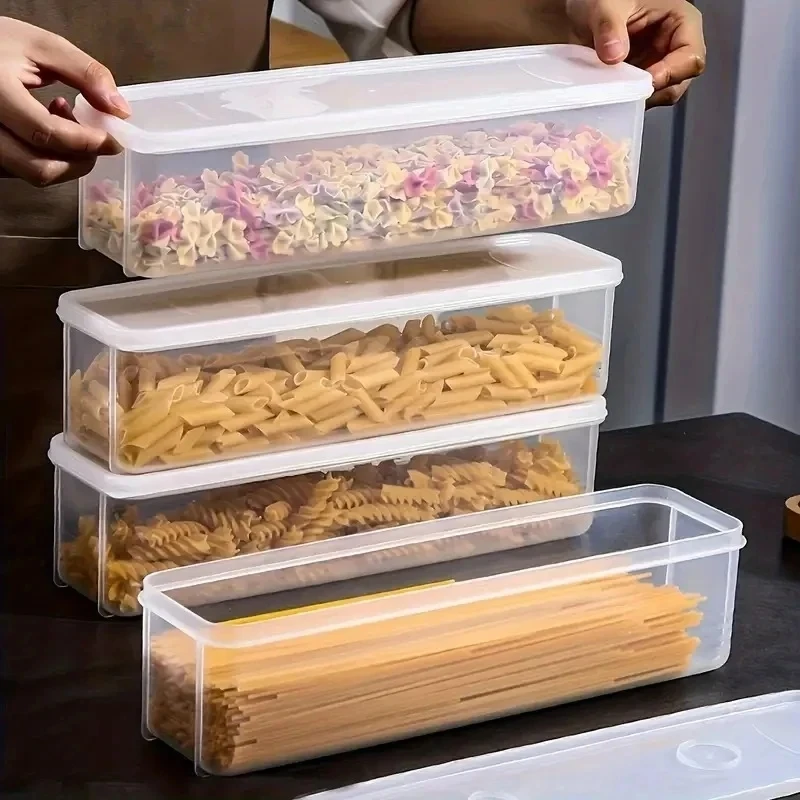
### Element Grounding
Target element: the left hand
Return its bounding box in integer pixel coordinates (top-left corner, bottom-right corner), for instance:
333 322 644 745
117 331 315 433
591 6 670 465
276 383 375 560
565 0 706 106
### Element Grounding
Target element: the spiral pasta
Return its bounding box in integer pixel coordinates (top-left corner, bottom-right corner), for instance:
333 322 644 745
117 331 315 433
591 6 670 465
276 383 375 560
58 437 582 615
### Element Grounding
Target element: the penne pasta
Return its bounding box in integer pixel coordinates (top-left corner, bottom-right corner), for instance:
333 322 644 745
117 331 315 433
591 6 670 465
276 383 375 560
68 303 603 470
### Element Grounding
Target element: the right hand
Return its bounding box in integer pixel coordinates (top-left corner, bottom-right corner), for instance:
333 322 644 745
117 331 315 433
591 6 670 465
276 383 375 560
0 16 131 187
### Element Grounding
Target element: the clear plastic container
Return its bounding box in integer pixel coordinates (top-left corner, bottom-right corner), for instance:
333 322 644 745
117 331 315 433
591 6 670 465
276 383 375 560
59 233 620 473
305 692 799 800
138 484 744 775
74 45 651 278
51 398 605 616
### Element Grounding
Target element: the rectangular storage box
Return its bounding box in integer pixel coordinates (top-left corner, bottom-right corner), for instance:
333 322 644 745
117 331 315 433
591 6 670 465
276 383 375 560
51 398 605 616
138 484 744 775
60 233 620 473
75 45 651 278
306 693 800 800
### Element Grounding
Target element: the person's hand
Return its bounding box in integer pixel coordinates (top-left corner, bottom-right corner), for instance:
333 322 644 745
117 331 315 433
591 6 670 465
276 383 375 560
565 0 706 106
0 16 131 187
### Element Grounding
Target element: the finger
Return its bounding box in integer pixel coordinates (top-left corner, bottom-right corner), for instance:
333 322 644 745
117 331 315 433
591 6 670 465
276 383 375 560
49 96 123 155
0 126 97 186
584 0 634 64
648 46 706 92
48 96 77 120
0 80 120 156
28 28 130 118
647 79 692 108
647 6 706 91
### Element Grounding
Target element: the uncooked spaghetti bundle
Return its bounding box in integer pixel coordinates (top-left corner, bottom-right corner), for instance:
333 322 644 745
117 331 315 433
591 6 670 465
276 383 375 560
148 572 702 774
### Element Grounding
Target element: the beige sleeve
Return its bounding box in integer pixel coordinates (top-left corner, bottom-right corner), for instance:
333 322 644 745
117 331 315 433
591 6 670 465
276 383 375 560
298 0 416 59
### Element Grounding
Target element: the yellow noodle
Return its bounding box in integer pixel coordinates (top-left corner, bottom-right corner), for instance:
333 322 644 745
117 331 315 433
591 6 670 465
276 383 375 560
399 347 421 376
348 367 401 392
445 370 495 391
479 354 520 388
560 349 601 378
309 395 361 422
487 304 537 324
219 410 275 433
345 385 385 423
480 385 532 402
173 426 207 455
503 354 538 390
314 408 361 435
329 352 348 384
254 412 314 437
225 396 270 413
427 386 483 409
420 358 480 383
133 426 184 467
177 404 236 427
291 389 348 418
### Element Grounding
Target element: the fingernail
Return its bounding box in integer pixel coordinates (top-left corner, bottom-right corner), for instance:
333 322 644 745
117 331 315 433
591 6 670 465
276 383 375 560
109 93 132 115
603 39 626 61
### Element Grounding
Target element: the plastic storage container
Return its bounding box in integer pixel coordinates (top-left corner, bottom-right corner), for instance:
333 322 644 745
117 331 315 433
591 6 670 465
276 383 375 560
305 692 800 800
60 233 621 473
51 398 606 616
138 484 744 775
74 45 651 278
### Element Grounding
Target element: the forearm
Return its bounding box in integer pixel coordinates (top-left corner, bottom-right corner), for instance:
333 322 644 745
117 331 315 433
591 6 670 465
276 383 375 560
410 0 570 53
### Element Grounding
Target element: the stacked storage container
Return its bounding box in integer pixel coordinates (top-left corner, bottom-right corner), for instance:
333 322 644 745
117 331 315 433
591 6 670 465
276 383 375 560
53 233 615 615
47 44 744 776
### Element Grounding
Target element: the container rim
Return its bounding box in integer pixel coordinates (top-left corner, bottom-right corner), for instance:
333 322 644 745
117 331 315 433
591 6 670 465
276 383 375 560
57 233 622 351
73 45 652 154
49 397 607 497
139 484 744 648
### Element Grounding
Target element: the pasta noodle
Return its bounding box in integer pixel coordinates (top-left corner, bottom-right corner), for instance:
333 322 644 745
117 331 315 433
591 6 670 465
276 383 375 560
58 438 582 615
147 573 703 773
68 304 601 470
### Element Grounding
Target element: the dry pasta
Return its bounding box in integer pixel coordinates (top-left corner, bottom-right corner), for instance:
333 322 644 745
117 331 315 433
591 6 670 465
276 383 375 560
67 304 602 471
58 438 581 615
147 573 702 774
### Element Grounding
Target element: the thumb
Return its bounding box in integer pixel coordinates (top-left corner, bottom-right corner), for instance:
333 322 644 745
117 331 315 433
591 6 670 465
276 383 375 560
585 0 632 64
31 29 131 118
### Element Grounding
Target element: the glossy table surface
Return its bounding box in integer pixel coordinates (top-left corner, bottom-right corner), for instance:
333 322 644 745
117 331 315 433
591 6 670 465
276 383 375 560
3 413 799 799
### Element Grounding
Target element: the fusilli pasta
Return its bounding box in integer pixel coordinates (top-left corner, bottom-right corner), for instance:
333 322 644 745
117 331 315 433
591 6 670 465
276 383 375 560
58 437 582 615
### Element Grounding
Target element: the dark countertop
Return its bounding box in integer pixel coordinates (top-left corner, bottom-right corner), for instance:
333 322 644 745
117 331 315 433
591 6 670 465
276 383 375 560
2 412 800 799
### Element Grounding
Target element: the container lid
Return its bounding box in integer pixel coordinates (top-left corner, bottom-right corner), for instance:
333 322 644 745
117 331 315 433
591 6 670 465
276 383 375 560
49 397 606 499
138 483 743 647
57 233 621 352
73 45 652 154
303 692 800 800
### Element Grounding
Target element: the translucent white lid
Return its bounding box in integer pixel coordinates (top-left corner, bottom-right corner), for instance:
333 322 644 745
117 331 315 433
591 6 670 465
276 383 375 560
49 397 605 499
305 692 800 800
57 233 621 352
73 45 652 154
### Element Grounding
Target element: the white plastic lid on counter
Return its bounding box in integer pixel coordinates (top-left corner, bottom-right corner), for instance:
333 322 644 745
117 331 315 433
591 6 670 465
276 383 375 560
304 693 800 800
60 234 620 473
74 45 652 277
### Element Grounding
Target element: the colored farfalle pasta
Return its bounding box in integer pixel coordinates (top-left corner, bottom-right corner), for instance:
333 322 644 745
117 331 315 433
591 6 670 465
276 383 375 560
58 437 581 615
82 121 633 276
147 573 702 774
67 303 601 471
